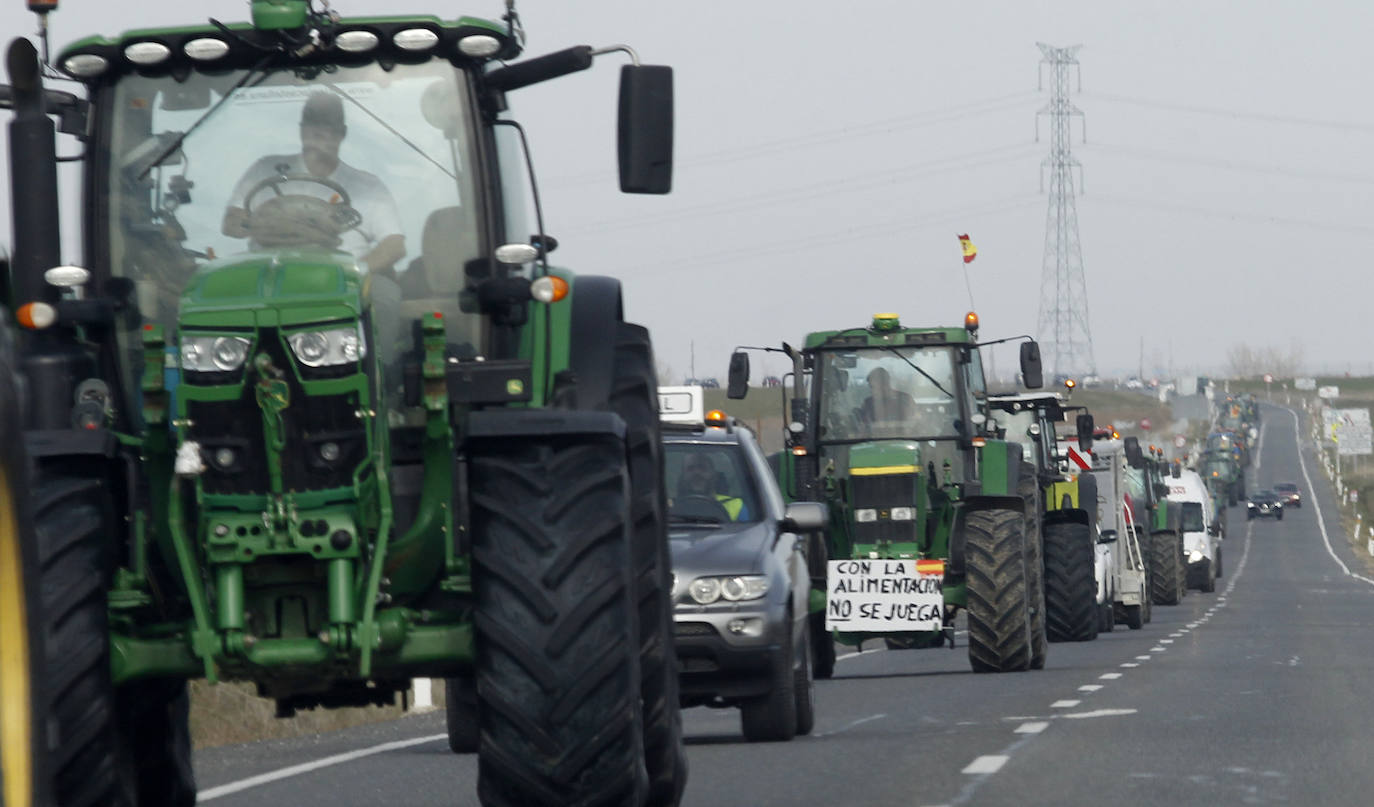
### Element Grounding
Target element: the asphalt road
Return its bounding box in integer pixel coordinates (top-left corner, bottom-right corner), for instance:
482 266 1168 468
193 405 1374 806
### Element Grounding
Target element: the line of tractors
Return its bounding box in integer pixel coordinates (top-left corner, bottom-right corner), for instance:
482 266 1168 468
0 3 1269 807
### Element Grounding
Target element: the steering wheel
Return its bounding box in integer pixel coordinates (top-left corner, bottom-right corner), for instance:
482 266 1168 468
673 494 733 522
241 173 363 246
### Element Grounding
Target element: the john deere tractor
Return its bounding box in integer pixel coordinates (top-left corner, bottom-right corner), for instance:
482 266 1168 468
729 313 1049 674
985 392 1103 642
1123 438 1188 606
1 2 685 805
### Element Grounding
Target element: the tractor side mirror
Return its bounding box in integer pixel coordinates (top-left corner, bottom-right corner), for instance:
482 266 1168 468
1019 341 1043 389
617 65 673 194
1099 529 1118 544
1170 462 1181 479
1076 412 1094 452
1124 436 1144 468
727 351 750 399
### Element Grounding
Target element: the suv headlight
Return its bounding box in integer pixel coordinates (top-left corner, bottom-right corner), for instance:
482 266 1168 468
182 335 252 372
287 325 366 367
687 575 769 604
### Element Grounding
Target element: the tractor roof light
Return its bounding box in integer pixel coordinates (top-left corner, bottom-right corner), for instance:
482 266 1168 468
124 41 171 66
458 34 502 58
971 436 987 447
335 30 380 53
1064 378 1076 391
964 311 979 332
705 409 728 427
393 28 439 52
529 275 569 303
183 37 230 61
61 52 108 78
792 445 807 456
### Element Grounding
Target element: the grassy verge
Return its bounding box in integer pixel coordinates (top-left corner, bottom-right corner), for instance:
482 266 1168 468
189 680 442 749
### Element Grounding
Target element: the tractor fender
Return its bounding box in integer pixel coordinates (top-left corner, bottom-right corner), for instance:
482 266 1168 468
976 441 1023 497
949 495 1024 578
567 275 624 412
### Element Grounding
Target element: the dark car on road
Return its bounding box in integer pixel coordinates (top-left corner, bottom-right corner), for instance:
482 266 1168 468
1247 489 1286 520
662 399 827 743
1274 482 1302 508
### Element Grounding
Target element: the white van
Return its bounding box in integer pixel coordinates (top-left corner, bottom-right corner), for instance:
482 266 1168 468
1165 469 1221 593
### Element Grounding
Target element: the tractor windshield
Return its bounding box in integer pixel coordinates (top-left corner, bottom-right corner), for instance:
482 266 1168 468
105 60 484 329
816 346 961 442
995 407 1040 463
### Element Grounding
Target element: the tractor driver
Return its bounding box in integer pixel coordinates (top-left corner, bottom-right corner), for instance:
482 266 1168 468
859 366 917 425
677 454 750 521
221 91 406 276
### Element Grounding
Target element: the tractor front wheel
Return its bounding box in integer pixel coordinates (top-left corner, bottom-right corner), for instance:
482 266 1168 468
965 509 1033 673
443 676 478 754
470 436 648 807
1042 522 1099 642
1149 530 1184 606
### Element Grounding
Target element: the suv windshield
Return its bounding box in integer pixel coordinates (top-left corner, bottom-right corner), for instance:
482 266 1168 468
665 443 762 525
817 346 959 441
107 60 484 331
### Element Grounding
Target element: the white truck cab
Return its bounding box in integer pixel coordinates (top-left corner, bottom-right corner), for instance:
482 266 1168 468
1166 469 1221 593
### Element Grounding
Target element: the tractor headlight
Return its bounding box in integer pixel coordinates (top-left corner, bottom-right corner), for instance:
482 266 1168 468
182 335 251 372
1188 549 1206 563
890 507 915 521
855 508 878 523
287 325 367 368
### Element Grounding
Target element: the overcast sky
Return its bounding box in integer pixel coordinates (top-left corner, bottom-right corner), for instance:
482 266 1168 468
4 1 1374 383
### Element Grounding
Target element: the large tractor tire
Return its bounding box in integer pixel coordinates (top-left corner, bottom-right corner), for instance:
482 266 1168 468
740 616 797 742
1149 530 1185 606
609 322 687 807
470 436 648 807
1016 466 1047 670
0 336 46 807
116 678 196 807
810 615 836 680
444 676 478 754
965 509 1033 673
1042 522 1099 642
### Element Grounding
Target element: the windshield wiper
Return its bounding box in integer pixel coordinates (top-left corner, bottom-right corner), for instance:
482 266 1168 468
668 515 722 527
137 55 276 182
880 345 954 398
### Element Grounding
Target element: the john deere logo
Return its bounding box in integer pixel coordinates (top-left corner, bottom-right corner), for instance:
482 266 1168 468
506 378 524 396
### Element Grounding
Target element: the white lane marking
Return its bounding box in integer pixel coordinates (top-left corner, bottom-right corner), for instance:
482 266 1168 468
814 712 887 738
1135 655 1152 660
1100 672 1122 679
835 646 886 662
1078 684 1103 692
1160 639 1174 644
1187 622 1200 628
1050 699 1080 708
1014 721 1049 734
1120 662 1139 667
1288 656 1301 667
1169 632 1184 637
1288 407 1374 587
197 734 447 801
1061 708 1138 719
962 755 1009 775
1149 647 1166 653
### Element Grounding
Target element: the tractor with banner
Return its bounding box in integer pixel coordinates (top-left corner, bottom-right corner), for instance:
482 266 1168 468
727 312 1052 674
0 1 686 805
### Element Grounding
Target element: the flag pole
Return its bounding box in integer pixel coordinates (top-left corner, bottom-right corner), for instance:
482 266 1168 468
962 263 976 311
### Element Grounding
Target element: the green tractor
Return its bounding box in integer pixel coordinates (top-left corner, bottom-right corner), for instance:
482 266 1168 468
1 2 686 805
729 312 1050 674
1123 439 1188 606
1204 430 1247 504
985 392 1102 642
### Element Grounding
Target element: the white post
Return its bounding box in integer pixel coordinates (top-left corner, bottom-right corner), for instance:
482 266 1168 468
412 678 434 711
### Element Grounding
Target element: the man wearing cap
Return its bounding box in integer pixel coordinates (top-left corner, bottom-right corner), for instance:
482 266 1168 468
222 91 406 275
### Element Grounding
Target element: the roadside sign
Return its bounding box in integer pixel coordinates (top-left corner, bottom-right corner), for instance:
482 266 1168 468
1335 408 1372 456
1263 373 1274 384
1295 378 1317 391
1174 435 1187 449
1319 386 1340 400
1139 418 1152 431
825 559 943 632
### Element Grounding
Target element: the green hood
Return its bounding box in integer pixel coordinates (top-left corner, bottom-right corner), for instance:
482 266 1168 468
179 251 364 329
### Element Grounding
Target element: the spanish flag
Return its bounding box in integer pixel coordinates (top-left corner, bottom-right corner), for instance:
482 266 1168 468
958 234 977 264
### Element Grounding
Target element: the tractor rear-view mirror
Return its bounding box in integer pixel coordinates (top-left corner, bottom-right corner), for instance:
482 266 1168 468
1124 436 1144 468
1020 341 1043 389
1076 412 1094 452
617 64 673 194
727 351 750 399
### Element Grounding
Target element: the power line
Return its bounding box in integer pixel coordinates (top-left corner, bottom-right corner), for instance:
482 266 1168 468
1086 92 1374 135
542 91 1039 189
1089 142 1374 186
1090 194 1374 238
573 143 1039 236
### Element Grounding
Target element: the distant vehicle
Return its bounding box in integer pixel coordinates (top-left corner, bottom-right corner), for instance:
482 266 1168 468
1247 490 1285 520
1166 469 1223 592
1273 482 1302 508
761 375 783 388
1125 377 1144 390
660 389 826 742
700 377 721 389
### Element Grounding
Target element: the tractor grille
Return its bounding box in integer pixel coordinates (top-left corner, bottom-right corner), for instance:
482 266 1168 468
850 472 918 543
187 329 366 495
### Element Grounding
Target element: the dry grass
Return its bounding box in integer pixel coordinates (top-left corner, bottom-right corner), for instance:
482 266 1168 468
189 679 443 749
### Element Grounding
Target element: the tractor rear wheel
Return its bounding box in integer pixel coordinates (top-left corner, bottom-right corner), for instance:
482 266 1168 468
1149 530 1184 606
444 676 478 753
965 509 1033 673
610 322 687 807
1042 522 1098 642
470 436 648 807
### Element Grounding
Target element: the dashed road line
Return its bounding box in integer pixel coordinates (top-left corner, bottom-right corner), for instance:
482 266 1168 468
1100 672 1122 679
1014 721 1049 734
1078 684 1102 692
962 755 1009 775
1050 699 1080 708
